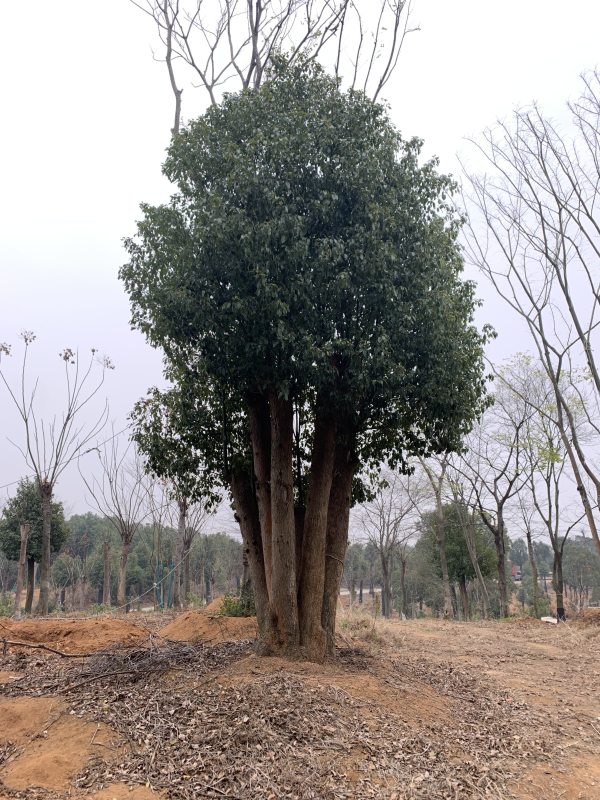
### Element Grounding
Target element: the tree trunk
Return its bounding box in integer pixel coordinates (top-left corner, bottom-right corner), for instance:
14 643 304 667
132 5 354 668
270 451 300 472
494 514 509 617
458 575 470 620
298 409 336 660
183 540 191 608
399 557 407 617
359 579 363 604
117 541 130 608
554 552 566 621
269 393 299 652
248 395 273 598
525 528 539 617
435 502 453 618
102 540 111 606
36 480 53 615
174 498 187 610
25 557 35 613
322 443 356 657
14 523 30 619
460 511 490 618
380 558 392 619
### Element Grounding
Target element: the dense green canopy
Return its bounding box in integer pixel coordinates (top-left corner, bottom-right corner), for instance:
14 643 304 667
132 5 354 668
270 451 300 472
0 478 69 563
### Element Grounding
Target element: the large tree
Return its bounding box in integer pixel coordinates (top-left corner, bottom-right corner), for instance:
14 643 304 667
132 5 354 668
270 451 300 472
121 62 488 660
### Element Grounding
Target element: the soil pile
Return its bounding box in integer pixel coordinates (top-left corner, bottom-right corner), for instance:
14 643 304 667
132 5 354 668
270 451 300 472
160 609 257 643
0 617 146 654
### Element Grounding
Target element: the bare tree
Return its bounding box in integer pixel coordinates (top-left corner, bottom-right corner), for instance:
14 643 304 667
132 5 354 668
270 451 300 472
455 389 531 618
464 70 600 559
419 455 454 618
131 0 417 133
80 436 149 608
0 334 111 614
360 468 423 618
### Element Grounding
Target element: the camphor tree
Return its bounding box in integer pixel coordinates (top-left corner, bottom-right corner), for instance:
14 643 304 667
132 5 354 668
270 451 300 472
121 62 489 660
0 478 69 615
0 335 110 614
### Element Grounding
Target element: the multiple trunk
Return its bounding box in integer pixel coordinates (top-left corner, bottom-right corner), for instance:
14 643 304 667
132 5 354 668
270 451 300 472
233 394 356 661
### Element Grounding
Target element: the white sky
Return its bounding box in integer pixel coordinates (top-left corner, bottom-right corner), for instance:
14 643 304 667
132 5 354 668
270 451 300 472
1 0 599 517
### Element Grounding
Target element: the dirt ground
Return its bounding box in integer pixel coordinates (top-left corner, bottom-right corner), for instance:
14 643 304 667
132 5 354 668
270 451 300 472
0 608 599 799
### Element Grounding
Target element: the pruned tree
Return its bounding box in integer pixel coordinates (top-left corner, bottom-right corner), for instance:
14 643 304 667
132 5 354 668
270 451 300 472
121 63 488 660
464 70 600 560
0 334 111 614
131 0 417 134
80 436 149 608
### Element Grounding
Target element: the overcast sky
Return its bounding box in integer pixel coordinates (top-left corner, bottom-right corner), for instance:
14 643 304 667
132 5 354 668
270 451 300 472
1 0 599 518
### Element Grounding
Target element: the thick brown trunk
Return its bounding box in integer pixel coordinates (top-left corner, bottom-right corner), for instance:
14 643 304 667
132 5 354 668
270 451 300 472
248 395 273 598
14 523 30 619
102 540 111 606
298 409 336 659
231 468 275 645
173 498 186 610
25 557 35 613
399 557 407 617
269 392 299 651
117 541 130 608
322 443 356 657
36 481 52 615
381 558 392 619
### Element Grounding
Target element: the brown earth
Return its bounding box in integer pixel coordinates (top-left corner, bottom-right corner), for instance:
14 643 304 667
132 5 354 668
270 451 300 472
0 609 599 798
159 609 257 643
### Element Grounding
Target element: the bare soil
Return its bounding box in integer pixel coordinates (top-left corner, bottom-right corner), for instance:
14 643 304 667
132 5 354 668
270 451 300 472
0 609 598 799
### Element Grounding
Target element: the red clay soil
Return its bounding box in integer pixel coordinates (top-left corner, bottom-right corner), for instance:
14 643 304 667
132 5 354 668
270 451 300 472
0 617 147 654
159 609 257 644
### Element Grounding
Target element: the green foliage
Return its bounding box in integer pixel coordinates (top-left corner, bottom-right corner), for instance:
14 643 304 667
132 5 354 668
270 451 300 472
0 592 12 617
509 538 528 569
418 503 496 584
0 478 69 563
121 60 489 485
220 592 255 617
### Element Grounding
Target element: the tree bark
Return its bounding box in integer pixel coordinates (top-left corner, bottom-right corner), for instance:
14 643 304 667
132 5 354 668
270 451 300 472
183 540 191 608
554 551 566 621
298 408 336 659
322 443 356 657
25 557 35 614
14 523 30 619
399 556 407 617
269 392 299 652
36 480 53 615
525 528 539 617
102 540 111 606
495 513 509 617
435 504 453 618
248 395 273 598
117 541 130 608
173 498 187 610
458 575 470 620
231 468 275 646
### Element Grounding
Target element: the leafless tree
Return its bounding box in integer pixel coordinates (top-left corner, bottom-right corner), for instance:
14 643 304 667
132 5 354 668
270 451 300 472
360 468 424 618
463 70 600 559
419 454 454 618
454 387 532 618
80 436 149 608
131 0 417 133
0 334 111 614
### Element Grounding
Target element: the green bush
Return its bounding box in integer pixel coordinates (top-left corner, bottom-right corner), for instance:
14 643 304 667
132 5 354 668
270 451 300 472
220 591 255 617
0 592 13 617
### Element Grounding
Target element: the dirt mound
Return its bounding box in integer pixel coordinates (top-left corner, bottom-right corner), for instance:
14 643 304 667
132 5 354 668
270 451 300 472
0 617 147 654
160 609 257 643
203 596 225 613
571 607 600 626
